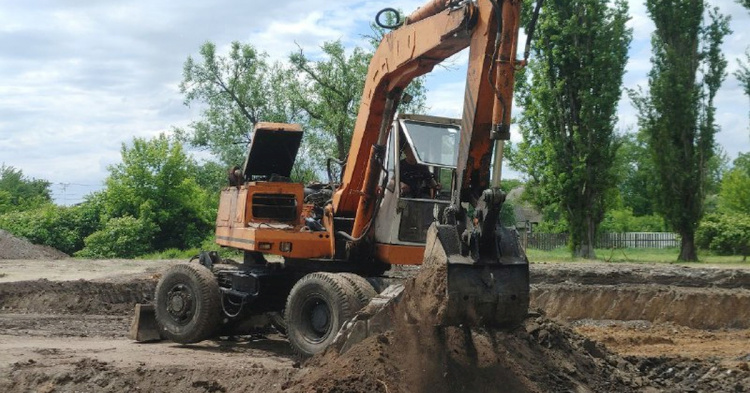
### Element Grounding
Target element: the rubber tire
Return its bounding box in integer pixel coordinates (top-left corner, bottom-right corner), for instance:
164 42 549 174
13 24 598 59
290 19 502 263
268 311 287 336
284 272 359 357
338 273 378 309
154 263 221 344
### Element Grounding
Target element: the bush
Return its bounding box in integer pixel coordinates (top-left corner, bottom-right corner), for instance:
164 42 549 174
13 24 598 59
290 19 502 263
76 216 157 258
0 201 102 255
599 208 666 233
696 213 750 259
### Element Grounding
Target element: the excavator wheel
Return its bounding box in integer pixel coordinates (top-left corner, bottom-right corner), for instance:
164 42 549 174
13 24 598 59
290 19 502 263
338 273 378 309
154 263 221 344
284 272 359 357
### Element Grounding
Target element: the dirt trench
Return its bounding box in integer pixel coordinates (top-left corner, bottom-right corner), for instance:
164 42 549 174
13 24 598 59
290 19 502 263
0 259 748 393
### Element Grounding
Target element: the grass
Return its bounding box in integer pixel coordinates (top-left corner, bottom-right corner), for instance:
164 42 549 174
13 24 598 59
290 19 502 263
137 245 243 261
526 247 748 265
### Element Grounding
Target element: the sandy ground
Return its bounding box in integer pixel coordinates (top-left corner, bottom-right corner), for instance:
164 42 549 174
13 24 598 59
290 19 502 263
0 258 748 392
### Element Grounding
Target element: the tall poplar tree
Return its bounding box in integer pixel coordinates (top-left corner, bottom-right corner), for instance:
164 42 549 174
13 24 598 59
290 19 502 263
511 0 631 258
630 0 730 261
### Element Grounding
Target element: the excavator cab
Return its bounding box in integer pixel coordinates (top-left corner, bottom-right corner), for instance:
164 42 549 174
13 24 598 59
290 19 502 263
374 114 458 246
373 114 529 328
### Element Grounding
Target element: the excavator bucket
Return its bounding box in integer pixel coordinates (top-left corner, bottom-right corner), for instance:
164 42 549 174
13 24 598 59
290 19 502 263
419 224 530 328
129 303 161 342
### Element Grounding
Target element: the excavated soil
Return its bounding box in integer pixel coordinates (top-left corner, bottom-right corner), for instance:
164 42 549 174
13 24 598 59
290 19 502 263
0 259 748 392
0 230 68 260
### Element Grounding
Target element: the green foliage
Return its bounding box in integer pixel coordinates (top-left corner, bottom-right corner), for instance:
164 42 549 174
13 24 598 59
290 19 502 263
289 41 370 163
101 135 214 252
499 200 517 228
510 0 632 258
718 152 750 213
176 41 303 166
289 39 426 164
599 208 666 233
137 237 243 260
0 165 52 214
630 1 731 261
0 200 103 255
696 213 750 259
76 215 157 258
612 133 657 216
737 49 750 124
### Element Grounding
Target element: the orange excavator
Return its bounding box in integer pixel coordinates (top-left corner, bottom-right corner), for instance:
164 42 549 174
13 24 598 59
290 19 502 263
132 0 541 357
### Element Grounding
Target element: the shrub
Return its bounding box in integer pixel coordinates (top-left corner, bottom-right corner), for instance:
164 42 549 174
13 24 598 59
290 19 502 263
696 213 750 259
76 216 157 258
0 201 102 255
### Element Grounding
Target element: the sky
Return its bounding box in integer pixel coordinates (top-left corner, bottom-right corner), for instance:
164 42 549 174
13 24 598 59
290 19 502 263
0 0 748 205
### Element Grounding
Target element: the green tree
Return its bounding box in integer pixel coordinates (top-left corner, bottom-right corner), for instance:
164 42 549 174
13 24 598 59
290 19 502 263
630 1 731 261
613 133 657 216
0 165 52 213
738 49 750 125
510 0 631 258
176 41 303 167
718 152 750 213
288 39 426 164
101 135 214 252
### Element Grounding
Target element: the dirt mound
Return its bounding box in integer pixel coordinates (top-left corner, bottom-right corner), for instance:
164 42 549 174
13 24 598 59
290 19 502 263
288 315 658 393
286 258 653 393
0 230 68 260
0 278 157 315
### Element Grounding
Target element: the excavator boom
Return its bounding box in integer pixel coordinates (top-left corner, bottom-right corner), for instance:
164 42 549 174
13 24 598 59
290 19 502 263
336 0 531 329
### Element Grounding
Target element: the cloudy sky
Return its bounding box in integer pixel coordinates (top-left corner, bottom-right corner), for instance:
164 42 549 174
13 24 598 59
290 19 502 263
1 0 748 205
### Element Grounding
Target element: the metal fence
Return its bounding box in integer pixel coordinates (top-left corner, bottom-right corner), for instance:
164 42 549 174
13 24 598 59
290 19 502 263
523 232 679 251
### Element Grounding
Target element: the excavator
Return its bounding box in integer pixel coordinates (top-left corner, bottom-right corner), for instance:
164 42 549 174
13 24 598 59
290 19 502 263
130 0 540 357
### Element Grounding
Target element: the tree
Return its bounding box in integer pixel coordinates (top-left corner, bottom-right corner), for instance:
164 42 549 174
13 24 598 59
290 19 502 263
719 152 750 213
101 135 214 252
738 50 750 125
288 39 426 165
630 1 731 261
613 133 658 216
0 164 52 213
509 0 631 258
176 41 303 167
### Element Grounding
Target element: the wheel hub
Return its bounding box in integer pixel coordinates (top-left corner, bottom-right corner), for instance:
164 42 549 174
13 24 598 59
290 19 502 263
310 303 330 334
166 284 194 323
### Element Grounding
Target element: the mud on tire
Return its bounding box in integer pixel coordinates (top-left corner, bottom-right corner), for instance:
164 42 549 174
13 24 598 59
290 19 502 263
155 263 221 344
285 272 359 357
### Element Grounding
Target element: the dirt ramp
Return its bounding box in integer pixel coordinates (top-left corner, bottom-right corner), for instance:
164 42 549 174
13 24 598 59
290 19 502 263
0 230 68 260
532 284 750 329
0 279 156 315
